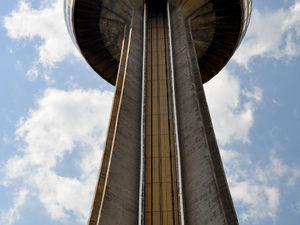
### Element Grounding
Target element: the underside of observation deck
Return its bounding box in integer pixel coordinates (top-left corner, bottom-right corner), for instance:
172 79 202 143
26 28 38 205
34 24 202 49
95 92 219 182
67 0 250 85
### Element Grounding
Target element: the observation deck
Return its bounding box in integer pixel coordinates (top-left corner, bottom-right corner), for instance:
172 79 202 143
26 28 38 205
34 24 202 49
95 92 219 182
64 0 251 85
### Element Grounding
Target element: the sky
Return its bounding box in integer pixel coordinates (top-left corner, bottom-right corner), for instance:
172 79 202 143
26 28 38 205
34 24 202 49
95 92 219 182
0 0 300 224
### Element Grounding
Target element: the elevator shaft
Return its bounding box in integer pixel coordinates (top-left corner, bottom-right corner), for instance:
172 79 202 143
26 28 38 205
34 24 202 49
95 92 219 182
143 6 181 225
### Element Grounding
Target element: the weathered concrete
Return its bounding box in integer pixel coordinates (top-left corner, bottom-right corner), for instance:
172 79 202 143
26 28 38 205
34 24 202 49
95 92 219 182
87 5 239 224
87 23 131 225
87 7 144 225
170 6 238 225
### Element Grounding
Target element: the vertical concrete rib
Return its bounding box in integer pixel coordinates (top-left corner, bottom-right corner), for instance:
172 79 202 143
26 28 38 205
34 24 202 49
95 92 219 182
138 4 147 225
167 3 185 225
184 13 239 225
169 6 238 225
87 25 130 225
86 8 144 225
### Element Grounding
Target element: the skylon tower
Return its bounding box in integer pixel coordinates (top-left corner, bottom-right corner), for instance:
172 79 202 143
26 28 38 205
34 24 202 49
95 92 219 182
64 0 252 224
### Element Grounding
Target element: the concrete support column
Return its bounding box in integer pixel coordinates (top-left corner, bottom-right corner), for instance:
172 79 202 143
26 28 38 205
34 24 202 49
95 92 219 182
88 8 144 225
170 6 238 225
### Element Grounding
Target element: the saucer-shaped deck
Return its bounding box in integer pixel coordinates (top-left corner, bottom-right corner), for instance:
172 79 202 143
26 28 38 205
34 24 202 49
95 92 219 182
64 0 251 84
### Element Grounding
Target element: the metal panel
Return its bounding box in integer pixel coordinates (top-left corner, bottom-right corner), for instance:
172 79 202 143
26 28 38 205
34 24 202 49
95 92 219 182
143 6 181 225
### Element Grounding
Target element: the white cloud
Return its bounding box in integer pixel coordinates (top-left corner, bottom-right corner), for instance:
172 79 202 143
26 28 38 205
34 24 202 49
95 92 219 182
2 88 113 223
205 66 299 221
3 0 80 79
16 60 23 71
221 149 300 221
272 98 283 107
26 66 39 80
204 69 262 145
287 168 300 186
233 0 300 67
0 189 28 225
1 135 10 145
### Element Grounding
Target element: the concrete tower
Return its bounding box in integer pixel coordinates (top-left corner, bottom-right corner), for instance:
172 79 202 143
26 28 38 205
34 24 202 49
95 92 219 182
64 1 252 225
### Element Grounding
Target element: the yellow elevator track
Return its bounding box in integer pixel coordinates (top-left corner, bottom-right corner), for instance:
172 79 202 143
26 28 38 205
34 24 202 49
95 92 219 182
144 8 180 225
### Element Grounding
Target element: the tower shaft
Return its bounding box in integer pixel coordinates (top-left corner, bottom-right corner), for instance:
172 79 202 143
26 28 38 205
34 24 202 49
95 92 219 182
144 8 180 225
87 3 238 225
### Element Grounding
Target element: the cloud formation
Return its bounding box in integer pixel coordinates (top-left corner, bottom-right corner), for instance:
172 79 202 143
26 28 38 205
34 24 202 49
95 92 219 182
204 69 262 145
2 89 113 223
3 0 80 79
0 189 28 225
221 149 300 221
233 0 300 67
205 69 300 222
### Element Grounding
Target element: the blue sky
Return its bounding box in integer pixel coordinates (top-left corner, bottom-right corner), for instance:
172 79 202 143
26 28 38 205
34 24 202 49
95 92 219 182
0 0 300 224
